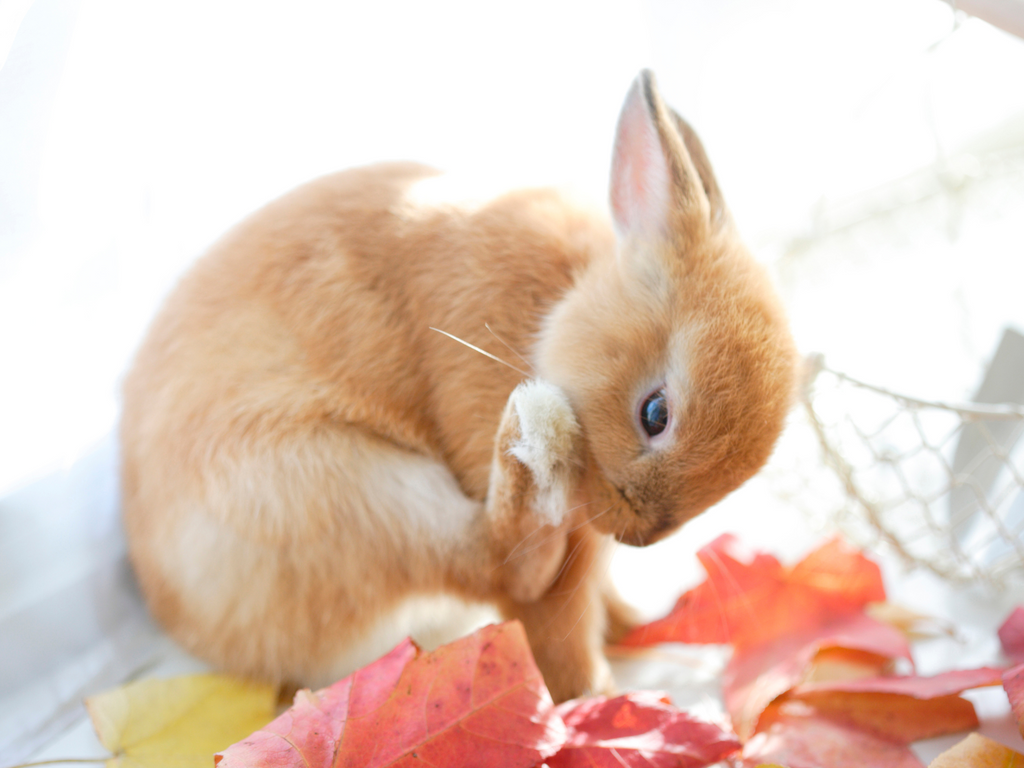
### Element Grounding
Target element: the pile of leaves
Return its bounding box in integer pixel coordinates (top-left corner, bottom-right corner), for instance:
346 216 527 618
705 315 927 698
73 536 1024 768
619 535 1024 767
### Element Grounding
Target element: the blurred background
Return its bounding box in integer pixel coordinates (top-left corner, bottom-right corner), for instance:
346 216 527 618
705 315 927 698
2 0 1023 762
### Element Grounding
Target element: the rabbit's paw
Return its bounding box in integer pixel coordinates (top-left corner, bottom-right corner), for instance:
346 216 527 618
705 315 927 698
508 380 583 524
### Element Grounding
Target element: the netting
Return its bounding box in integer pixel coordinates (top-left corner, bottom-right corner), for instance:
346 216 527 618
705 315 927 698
798 354 1024 587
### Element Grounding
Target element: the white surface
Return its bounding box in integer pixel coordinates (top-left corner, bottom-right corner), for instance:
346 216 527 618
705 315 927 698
2 0 1023 765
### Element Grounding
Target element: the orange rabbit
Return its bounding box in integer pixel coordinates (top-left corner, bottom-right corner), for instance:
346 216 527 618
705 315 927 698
120 71 796 702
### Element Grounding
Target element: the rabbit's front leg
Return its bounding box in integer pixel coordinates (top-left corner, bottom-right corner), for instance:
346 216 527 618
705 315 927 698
485 379 585 603
480 380 613 702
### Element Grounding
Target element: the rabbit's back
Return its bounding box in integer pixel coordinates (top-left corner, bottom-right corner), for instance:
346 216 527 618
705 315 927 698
120 161 611 684
123 162 608 500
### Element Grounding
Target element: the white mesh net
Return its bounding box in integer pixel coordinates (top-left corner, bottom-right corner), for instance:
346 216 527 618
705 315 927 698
798 353 1024 587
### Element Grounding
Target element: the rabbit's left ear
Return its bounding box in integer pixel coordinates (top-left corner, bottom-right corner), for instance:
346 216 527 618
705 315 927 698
609 70 713 244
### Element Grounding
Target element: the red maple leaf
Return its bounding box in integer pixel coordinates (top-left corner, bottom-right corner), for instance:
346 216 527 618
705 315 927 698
215 622 566 768
615 533 1019 764
618 536 902 741
546 690 740 768
620 535 885 650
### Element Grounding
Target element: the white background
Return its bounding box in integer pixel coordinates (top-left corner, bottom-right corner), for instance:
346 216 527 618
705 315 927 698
3 0 1024 495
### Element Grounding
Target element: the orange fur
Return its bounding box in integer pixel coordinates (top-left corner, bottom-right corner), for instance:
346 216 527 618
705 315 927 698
120 71 796 702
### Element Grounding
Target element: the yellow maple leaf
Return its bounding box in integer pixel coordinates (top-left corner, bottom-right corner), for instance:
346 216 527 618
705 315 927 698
928 733 1024 768
85 674 275 768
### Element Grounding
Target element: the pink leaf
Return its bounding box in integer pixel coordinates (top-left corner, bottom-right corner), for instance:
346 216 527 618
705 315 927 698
735 701 925 768
1005 663 1024 738
792 666 1005 698
724 612 912 740
1000 607 1024 665
215 639 416 768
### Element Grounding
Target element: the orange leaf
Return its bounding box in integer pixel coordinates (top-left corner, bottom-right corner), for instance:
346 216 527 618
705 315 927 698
621 534 786 647
216 621 566 768
547 691 741 768
784 666 1005 742
928 733 1024 767
789 691 977 743
621 535 886 650
785 537 885 606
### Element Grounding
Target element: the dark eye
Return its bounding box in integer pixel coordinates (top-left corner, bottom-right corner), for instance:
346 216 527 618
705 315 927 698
640 388 669 437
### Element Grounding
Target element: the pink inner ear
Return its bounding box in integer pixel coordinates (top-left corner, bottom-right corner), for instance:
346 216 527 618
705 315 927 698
610 79 671 239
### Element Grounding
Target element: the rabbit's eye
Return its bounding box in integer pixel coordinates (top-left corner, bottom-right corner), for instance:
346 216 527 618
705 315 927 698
640 389 668 437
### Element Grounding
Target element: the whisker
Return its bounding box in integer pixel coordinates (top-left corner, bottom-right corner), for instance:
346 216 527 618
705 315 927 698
504 503 611 563
546 521 594 593
546 503 613 601
558 548 610 639
484 323 535 373
503 502 590 563
557 519 621 642
489 501 610 580
560 592 592 642
430 327 531 377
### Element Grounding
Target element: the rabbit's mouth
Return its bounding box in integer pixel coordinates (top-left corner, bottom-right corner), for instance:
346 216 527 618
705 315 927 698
581 456 680 546
592 481 672 547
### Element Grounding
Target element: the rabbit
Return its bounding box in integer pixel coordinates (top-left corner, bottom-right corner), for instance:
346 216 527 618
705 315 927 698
120 70 796 703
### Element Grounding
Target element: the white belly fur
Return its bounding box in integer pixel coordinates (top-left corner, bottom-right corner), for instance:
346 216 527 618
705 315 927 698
315 594 500 688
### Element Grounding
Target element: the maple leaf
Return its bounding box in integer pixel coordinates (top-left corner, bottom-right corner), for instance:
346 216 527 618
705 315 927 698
216 621 566 768
787 667 1005 743
791 666 1006 698
723 611 911 740
85 674 277 768
620 535 885 649
1001 607 1024 665
735 701 924 768
215 640 417 768
785 537 885 605
606 536 1021 766
927 733 1024 767
1005 663 1024 738
546 690 740 768
615 535 909 741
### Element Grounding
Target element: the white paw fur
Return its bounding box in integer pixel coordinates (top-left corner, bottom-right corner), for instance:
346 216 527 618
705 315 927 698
508 380 582 524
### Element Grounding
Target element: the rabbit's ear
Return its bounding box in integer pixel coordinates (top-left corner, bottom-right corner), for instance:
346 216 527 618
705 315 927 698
670 111 728 228
609 70 711 243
